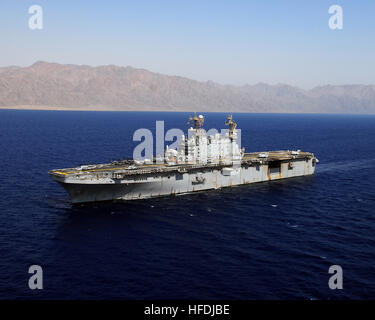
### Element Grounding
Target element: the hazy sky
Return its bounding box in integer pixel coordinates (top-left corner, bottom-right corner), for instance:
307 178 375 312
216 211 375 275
1 0 374 88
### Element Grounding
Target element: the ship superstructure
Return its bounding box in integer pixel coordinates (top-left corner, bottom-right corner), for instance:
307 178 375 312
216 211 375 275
163 113 242 166
49 114 318 203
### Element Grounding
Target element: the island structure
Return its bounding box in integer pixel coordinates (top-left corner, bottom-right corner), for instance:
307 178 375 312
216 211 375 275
49 114 318 203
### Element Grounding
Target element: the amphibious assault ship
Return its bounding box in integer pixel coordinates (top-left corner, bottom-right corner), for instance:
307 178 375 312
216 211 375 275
49 114 318 203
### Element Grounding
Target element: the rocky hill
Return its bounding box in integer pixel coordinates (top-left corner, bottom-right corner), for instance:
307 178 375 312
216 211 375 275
0 61 374 113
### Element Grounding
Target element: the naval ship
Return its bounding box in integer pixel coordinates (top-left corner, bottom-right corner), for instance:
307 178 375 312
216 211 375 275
49 114 318 203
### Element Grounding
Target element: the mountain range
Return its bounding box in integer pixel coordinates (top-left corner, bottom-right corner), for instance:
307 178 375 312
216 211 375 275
0 61 374 113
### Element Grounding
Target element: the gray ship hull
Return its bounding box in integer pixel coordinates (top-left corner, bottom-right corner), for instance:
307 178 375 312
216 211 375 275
52 156 316 203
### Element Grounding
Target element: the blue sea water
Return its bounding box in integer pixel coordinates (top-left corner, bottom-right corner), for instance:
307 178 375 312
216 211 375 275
0 110 374 300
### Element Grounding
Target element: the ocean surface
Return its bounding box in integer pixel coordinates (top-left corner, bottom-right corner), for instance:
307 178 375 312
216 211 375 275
0 110 374 300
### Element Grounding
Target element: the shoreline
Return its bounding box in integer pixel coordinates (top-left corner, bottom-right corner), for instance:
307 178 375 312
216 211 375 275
1 106 374 116
0 105 182 112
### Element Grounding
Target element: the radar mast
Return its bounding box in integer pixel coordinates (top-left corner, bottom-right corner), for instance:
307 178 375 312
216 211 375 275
225 114 237 140
188 113 204 130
